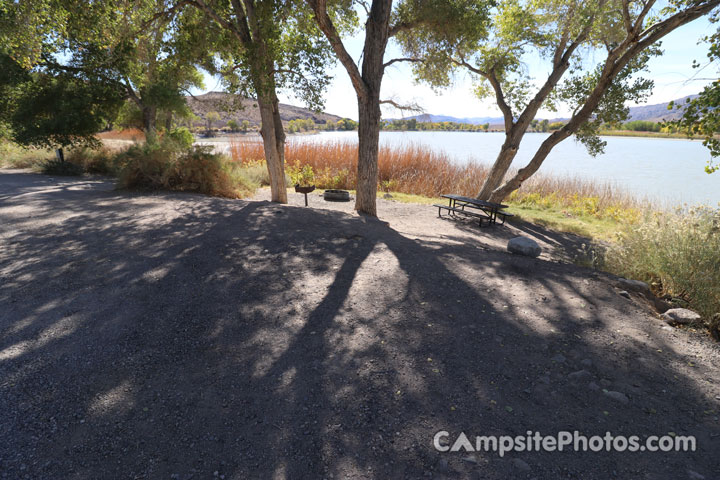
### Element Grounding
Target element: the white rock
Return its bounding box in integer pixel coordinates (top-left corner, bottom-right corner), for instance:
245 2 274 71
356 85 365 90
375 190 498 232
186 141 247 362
507 237 541 257
661 308 701 325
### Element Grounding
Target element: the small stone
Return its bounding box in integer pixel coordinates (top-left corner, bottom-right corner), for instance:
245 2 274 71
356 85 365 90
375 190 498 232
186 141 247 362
618 290 631 299
604 390 629 404
383 193 393 199
538 375 551 384
462 455 478 464
581 359 593 367
661 308 701 325
551 354 566 363
512 458 531 471
568 370 592 381
507 237 541 257
588 382 600 391
687 470 705 480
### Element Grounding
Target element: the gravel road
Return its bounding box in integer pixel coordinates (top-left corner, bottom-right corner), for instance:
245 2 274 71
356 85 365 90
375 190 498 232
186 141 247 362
1 170 719 479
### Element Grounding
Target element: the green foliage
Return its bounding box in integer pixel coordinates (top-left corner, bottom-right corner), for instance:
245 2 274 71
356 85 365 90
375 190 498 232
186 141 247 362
114 102 144 130
605 206 720 321
167 127 195 150
337 118 357 130
623 120 662 132
288 162 315 186
203 0 335 113
204 111 221 136
287 118 317 133
394 0 494 89
559 53 656 156
227 119 240 132
671 83 720 173
669 17 720 174
4 71 123 149
381 119 490 131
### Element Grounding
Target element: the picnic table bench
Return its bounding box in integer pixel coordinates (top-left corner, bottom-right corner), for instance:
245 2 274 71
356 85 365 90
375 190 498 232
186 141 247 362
433 194 514 227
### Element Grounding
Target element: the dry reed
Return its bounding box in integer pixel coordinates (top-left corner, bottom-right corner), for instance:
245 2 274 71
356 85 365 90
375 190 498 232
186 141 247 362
229 139 643 216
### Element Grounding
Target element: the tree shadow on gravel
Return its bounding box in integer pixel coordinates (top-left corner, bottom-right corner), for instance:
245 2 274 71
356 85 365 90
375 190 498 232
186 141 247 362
1 173 719 480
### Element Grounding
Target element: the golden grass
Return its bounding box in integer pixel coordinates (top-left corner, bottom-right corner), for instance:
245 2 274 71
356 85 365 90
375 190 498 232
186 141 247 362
230 139 645 224
97 129 146 142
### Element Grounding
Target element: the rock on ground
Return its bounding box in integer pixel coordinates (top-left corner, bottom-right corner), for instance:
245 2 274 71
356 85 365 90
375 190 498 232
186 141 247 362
507 236 541 257
661 308 702 325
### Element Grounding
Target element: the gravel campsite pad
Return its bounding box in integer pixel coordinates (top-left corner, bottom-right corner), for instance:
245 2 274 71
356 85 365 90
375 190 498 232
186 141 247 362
1 171 719 479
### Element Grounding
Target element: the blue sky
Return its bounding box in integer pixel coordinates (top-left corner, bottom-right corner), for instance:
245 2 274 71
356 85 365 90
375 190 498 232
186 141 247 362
199 14 717 121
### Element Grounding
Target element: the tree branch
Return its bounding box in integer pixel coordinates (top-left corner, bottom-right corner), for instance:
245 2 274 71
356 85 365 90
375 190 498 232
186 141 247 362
306 0 368 100
188 0 248 45
379 99 423 113
633 0 657 33
485 69 514 132
622 0 633 34
383 57 424 68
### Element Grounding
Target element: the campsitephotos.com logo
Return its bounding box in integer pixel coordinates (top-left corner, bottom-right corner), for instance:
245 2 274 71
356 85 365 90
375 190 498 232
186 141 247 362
433 431 696 457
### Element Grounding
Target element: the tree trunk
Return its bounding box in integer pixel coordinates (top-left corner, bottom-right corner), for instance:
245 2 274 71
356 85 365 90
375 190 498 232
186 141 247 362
476 125 527 200
489 130 572 202
142 105 157 142
476 139 519 200
257 92 287 204
356 94 381 216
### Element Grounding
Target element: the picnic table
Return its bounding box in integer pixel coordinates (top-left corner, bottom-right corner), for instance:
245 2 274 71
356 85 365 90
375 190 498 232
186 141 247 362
433 194 514 227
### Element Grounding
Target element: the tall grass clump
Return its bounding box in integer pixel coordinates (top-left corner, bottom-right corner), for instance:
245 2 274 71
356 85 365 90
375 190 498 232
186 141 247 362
604 206 720 321
117 139 255 198
65 146 117 175
0 141 54 168
508 174 644 222
230 140 490 197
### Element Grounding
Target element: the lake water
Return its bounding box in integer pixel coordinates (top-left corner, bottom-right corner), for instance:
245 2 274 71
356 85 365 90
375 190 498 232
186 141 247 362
286 131 720 207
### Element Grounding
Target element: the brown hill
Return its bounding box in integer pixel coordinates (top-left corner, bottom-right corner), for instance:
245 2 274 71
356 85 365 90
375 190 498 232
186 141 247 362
186 92 344 128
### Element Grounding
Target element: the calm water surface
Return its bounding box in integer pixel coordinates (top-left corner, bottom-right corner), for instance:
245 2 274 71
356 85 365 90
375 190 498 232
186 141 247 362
289 131 719 206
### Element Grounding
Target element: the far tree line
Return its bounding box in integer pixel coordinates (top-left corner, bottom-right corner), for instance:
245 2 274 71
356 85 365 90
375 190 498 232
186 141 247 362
2 0 720 215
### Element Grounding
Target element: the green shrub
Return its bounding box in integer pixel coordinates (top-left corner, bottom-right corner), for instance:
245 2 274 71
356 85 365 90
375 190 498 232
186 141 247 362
41 158 85 176
167 127 195 150
287 162 315 186
604 206 720 322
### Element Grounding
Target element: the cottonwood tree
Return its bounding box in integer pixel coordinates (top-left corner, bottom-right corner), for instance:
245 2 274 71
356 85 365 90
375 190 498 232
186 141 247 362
306 0 492 215
0 1 206 141
0 4 126 154
117 3 207 140
178 0 335 203
399 0 720 202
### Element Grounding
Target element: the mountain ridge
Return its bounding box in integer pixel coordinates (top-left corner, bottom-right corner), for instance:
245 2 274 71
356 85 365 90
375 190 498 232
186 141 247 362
186 92 344 127
388 95 698 126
